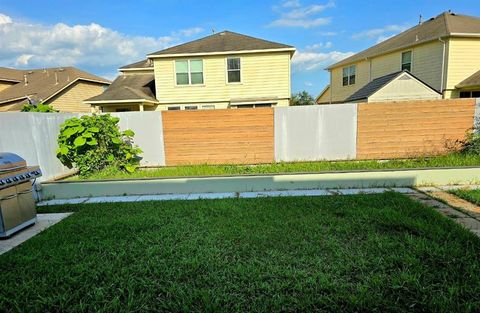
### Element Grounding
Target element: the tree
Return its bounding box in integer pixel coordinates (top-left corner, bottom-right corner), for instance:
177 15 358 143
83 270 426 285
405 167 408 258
290 91 316 106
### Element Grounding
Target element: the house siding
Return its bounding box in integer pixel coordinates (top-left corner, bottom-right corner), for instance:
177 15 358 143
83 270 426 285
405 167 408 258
316 86 331 104
0 81 16 92
445 37 480 96
48 81 107 113
368 74 442 102
330 60 369 103
329 41 445 103
153 52 291 107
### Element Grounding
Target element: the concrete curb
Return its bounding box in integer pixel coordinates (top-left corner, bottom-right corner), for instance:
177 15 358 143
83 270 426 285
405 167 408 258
39 167 480 200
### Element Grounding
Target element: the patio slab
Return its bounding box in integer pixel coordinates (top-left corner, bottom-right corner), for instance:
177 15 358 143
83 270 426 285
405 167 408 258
0 213 73 255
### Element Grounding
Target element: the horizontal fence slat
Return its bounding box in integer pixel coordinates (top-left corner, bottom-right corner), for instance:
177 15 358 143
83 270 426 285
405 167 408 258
356 99 475 159
162 108 274 165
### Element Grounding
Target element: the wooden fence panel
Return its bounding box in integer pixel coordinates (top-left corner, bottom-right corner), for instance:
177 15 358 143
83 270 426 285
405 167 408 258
357 99 476 159
162 108 274 165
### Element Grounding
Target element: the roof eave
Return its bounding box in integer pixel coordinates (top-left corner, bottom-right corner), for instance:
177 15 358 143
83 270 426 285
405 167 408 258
84 99 158 105
148 47 296 58
325 36 450 70
315 85 330 102
119 68 154 72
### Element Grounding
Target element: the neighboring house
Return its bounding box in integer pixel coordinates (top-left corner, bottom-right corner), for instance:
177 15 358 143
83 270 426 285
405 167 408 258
344 70 441 103
87 31 295 112
0 67 110 112
317 12 480 104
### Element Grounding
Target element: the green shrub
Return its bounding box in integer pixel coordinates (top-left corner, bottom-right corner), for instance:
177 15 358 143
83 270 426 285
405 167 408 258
460 120 480 155
56 114 142 177
21 102 58 112
461 131 480 155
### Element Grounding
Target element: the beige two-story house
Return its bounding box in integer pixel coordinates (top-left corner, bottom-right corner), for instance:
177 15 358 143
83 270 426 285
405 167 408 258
0 67 110 112
87 31 296 112
317 12 480 104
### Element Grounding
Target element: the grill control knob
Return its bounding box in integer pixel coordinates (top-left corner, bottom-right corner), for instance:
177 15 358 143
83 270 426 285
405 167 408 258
0 180 4 185
6 179 12 183
26 174 31 178
13 177 19 181
19 175 25 179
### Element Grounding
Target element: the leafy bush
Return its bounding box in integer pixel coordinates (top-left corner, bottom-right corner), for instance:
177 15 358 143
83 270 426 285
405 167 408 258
21 102 58 112
57 114 142 177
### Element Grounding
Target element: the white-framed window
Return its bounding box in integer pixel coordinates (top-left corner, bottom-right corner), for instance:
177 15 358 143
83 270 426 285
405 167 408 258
401 51 412 71
227 57 241 83
202 105 215 110
175 59 204 85
342 65 356 86
185 105 198 110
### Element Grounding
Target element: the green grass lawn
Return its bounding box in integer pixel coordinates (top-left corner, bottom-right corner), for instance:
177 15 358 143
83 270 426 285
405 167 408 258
450 188 480 205
68 153 480 180
2 193 480 312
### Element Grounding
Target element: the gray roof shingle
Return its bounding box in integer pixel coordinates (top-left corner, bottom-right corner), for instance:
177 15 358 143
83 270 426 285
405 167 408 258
119 59 154 70
86 74 156 102
0 67 110 104
345 70 440 102
327 12 480 69
148 31 294 56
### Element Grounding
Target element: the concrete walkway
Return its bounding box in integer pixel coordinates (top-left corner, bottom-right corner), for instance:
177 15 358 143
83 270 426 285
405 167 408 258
0 213 72 256
415 186 480 237
38 187 415 206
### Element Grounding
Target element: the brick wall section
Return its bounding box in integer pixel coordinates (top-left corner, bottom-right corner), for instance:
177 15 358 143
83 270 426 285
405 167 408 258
357 99 476 159
162 108 274 165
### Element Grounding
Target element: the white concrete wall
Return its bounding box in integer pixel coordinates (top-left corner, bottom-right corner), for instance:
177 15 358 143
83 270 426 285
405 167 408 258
274 104 357 162
111 112 165 166
0 113 80 181
0 112 166 181
1 106 359 182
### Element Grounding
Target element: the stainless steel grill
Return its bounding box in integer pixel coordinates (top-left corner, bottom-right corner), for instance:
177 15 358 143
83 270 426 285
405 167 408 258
0 153 42 238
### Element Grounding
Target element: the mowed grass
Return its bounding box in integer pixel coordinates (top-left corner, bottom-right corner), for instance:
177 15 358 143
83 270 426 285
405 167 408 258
450 188 480 205
2 193 480 312
68 153 480 180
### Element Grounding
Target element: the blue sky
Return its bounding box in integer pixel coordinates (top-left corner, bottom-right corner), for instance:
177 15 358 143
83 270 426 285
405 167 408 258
1 0 479 95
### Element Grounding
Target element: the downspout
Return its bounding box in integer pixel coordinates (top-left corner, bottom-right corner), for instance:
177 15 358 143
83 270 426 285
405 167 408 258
329 70 333 104
438 37 446 97
367 58 372 82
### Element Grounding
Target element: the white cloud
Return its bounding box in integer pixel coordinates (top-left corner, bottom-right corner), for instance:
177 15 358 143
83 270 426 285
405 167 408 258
317 31 339 36
292 50 354 71
306 41 333 50
0 13 204 73
281 0 301 8
269 1 334 28
304 81 313 87
174 27 204 37
0 13 12 24
15 54 33 66
352 24 411 42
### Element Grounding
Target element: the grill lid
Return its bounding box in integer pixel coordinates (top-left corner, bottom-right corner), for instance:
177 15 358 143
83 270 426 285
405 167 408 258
0 153 26 173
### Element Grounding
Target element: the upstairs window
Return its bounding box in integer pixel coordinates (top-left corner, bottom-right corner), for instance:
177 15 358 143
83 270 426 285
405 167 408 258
401 51 412 71
175 60 204 85
342 65 356 86
227 58 241 83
